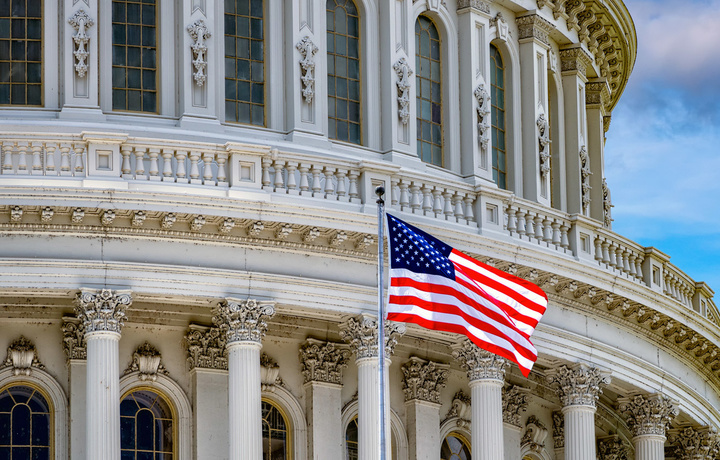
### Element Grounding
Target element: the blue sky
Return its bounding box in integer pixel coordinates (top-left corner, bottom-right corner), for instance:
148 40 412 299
604 0 720 292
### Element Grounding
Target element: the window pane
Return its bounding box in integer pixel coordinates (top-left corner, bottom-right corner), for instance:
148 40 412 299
0 0 43 106
0 386 51 456
120 390 175 459
262 401 289 460
490 44 507 189
415 15 442 166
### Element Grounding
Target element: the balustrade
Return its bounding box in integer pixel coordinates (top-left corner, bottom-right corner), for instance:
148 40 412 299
1 140 86 177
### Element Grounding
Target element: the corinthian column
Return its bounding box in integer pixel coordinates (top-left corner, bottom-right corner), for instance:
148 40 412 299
546 364 611 460
619 394 678 460
668 426 720 460
75 288 132 460
452 340 508 460
213 298 276 459
340 314 405 460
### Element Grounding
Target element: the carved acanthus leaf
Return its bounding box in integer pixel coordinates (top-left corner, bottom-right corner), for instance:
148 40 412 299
184 325 228 370
62 318 86 360
339 314 406 359
123 342 168 381
296 36 319 103
546 363 610 407
522 415 549 451
618 393 678 437
187 20 211 86
503 385 530 426
393 58 413 125
597 435 630 460
299 339 350 385
212 298 276 344
669 426 720 460
2 336 44 376
401 357 448 404
68 9 94 78
452 340 508 382
74 288 132 334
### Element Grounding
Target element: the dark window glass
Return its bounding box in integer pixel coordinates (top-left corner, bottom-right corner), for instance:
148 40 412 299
345 417 358 460
262 401 288 460
0 385 51 460
112 0 157 113
120 390 174 458
225 0 264 126
490 44 507 189
0 0 42 106
327 0 361 145
415 15 442 166
441 433 471 460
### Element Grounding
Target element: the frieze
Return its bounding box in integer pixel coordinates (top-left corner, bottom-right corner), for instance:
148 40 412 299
401 357 448 404
299 339 350 385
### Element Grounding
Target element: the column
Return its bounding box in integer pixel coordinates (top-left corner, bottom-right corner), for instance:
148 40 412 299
502 385 530 459
452 340 508 460
668 426 720 459
516 14 554 205
559 47 592 215
402 357 449 460
619 394 678 460
546 363 611 460
213 298 276 459
300 339 351 460
340 314 406 460
585 79 610 223
74 288 132 460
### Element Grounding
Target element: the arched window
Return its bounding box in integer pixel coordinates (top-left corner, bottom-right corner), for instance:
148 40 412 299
0 384 51 459
490 44 506 189
0 0 42 106
111 0 158 113
225 0 265 126
327 0 361 144
441 432 471 460
262 400 289 459
120 389 174 458
344 415 398 460
415 15 442 166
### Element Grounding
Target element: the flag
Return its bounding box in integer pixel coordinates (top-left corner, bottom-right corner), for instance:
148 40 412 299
385 213 547 376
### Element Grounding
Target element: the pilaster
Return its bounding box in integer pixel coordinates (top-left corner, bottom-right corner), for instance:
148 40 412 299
62 2 100 113
585 79 611 222
597 435 630 460
618 393 678 460
62 317 87 460
452 340 508 460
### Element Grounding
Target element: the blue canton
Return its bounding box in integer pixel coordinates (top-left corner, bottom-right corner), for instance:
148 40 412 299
387 214 456 280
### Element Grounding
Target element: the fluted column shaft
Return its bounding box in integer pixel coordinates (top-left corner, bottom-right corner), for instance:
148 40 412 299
358 357 392 460
634 434 666 460
562 404 596 459
470 378 504 459
86 331 121 460
228 341 263 459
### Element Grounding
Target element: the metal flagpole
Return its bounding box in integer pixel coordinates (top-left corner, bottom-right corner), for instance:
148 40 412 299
376 186 387 460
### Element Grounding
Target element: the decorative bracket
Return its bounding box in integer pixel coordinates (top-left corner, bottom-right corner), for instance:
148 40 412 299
68 9 94 78
187 20 211 87
296 36 319 103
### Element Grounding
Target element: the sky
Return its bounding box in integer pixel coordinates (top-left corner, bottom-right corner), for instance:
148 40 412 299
603 0 720 292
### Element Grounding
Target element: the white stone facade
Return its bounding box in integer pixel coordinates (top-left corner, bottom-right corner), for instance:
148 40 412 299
0 1 719 459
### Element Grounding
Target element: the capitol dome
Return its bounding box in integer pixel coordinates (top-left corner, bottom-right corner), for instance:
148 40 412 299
0 0 718 459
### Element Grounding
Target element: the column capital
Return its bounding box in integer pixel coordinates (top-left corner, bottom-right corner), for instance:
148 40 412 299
546 363 610 408
74 288 132 334
668 426 720 460
339 314 405 359
451 340 508 382
618 393 678 438
62 316 86 360
559 46 593 78
597 435 630 460
516 14 554 46
184 324 228 370
456 0 491 15
586 79 611 109
401 356 449 404
212 298 276 345
299 338 351 385
503 385 530 427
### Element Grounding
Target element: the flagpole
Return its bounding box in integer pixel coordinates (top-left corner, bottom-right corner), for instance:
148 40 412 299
376 186 387 460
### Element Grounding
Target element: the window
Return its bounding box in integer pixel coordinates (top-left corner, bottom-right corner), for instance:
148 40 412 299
327 0 361 144
0 384 51 459
0 0 42 106
490 44 506 189
415 15 442 166
262 400 288 460
441 433 471 460
345 417 358 460
120 389 174 458
225 0 265 126
111 0 158 113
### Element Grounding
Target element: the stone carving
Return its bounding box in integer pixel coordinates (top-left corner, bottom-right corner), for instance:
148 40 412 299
187 20 211 86
443 390 471 428
131 211 146 227
669 426 720 460
564 0 586 32
618 394 678 437
515 14 554 46
2 336 44 376
559 47 591 76
452 339 508 381
546 363 610 407
184 325 228 370
260 353 281 391
299 339 350 385
354 235 374 251
503 385 529 426
602 178 613 228
62 318 86 360
219 218 235 234
456 0 490 13
474 84 491 150
40 207 54 223
579 145 591 215
552 411 564 448
275 224 293 240
161 213 176 229
339 314 406 359
124 342 168 381
393 58 413 125
101 209 116 225
249 221 264 237
597 436 629 460
330 230 347 246
401 357 448 404
296 36 319 103
521 415 549 451
537 113 551 178
190 215 206 232
68 9 94 78
212 298 276 344
492 12 509 42
303 227 320 243
74 288 132 334
10 206 22 222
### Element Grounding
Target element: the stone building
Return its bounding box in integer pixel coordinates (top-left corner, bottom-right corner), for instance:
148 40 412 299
0 0 719 459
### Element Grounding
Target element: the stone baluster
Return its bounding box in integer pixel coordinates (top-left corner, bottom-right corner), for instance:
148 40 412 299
551 220 561 246
323 167 336 199
216 152 228 183
618 393 678 460
560 223 570 249
147 147 160 180
390 178 399 206
601 240 611 264
506 206 518 234
120 145 133 177
16 142 28 174
594 237 604 261
45 143 56 174
74 288 133 460
1 142 13 173
515 208 527 236
201 152 215 183
399 181 410 210
441 190 453 220
347 170 359 202
453 193 465 222
628 253 638 277
73 144 85 175
635 256 644 280
668 426 720 460
175 151 188 181
134 147 146 178
298 164 310 194
452 340 508 460
335 169 347 200
533 214 544 241
60 143 72 175
547 363 611 460
311 166 323 197
410 182 422 213
340 315 405 460
607 242 618 268
542 217 553 243
213 298 276 459
524 212 535 239
464 195 475 223
31 142 43 174
284 162 297 194
188 151 201 183
432 188 443 217
273 159 286 192
261 156 272 189
161 149 174 180
402 357 448 460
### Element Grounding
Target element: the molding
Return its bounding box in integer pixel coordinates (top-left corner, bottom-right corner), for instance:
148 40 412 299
456 0 490 14
559 47 593 77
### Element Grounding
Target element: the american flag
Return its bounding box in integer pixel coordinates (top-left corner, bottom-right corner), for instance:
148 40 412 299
386 214 547 376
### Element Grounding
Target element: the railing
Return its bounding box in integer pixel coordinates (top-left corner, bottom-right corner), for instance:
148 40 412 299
0 133 716 322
